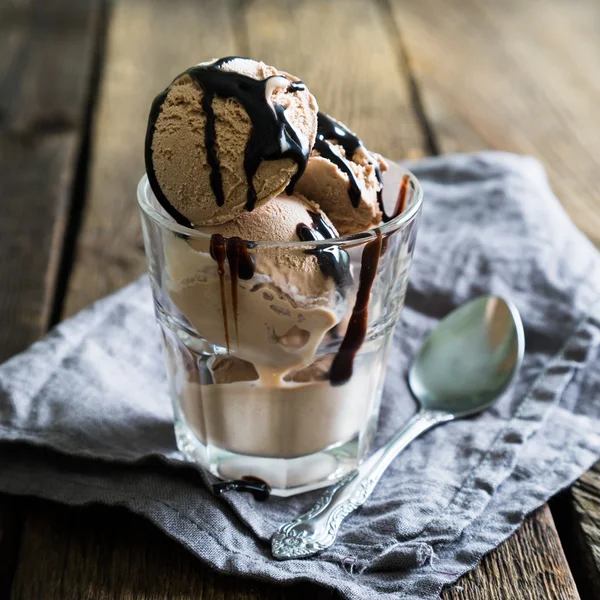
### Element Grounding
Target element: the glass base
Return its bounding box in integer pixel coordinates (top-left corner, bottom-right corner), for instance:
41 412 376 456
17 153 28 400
174 415 362 497
160 309 388 497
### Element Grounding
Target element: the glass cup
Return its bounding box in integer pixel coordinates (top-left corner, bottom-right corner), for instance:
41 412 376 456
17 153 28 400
138 164 423 496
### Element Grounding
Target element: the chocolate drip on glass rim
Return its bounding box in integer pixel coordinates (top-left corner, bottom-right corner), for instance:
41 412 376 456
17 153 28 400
210 234 256 352
393 174 411 219
225 236 255 345
145 57 310 224
209 234 231 352
380 173 413 255
329 229 383 386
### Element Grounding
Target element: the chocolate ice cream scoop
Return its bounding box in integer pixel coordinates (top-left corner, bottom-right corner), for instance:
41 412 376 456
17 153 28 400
294 112 388 236
165 194 348 383
145 57 318 227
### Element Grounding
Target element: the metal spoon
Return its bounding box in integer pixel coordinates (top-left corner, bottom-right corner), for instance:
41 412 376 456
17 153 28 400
272 296 525 559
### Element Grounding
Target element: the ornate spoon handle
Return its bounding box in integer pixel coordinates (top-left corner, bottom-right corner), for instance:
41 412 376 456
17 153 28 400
271 409 452 559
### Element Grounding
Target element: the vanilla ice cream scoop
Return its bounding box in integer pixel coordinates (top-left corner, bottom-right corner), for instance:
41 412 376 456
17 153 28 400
145 58 318 226
294 112 388 236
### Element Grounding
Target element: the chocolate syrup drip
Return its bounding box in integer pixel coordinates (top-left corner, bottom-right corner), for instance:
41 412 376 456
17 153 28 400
209 234 256 351
225 238 240 343
306 209 338 239
329 230 383 386
209 234 230 352
314 112 363 208
380 175 413 255
395 174 411 217
381 173 412 223
296 211 351 289
202 86 224 207
225 237 256 343
316 112 362 160
374 162 384 215
212 476 271 501
145 57 310 220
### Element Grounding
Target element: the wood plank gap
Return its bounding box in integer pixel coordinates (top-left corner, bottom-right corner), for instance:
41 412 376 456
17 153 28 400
376 0 440 156
48 0 111 327
551 477 600 600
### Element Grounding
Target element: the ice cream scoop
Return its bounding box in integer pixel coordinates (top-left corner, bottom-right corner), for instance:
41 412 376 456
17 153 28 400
145 57 318 227
294 112 388 236
165 194 348 383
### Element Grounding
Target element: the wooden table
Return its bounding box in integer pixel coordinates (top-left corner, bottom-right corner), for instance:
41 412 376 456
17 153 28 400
1 0 599 598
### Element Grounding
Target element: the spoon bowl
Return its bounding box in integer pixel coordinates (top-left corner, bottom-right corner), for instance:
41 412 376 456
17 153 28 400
409 296 524 417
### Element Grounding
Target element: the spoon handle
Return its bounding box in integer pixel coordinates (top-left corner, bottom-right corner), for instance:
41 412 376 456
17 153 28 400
271 409 452 559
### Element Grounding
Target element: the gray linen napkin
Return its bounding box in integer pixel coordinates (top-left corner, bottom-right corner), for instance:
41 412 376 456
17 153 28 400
1 152 600 600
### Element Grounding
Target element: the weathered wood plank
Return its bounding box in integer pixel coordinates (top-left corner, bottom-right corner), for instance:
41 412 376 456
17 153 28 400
0 0 102 357
387 0 600 247
0 0 103 596
444 505 579 600
245 0 423 161
11 499 334 600
569 463 600 596
387 0 599 595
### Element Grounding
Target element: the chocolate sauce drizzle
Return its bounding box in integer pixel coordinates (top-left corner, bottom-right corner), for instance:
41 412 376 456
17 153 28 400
212 476 271 501
329 230 383 386
394 174 411 218
296 211 351 290
380 173 412 256
315 112 386 214
210 234 256 352
145 57 310 223
225 236 255 344
315 113 415 224
209 234 231 352
314 113 363 207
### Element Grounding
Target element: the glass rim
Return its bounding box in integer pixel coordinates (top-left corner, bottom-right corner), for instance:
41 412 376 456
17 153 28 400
136 163 423 248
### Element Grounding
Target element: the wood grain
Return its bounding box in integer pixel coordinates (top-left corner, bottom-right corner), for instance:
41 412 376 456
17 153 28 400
11 500 334 600
444 505 579 600
569 463 600 596
0 0 102 595
387 0 600 247
245 0 424 161
0 0 102 357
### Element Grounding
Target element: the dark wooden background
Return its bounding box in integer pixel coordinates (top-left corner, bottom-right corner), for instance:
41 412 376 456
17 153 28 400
0 0 599 598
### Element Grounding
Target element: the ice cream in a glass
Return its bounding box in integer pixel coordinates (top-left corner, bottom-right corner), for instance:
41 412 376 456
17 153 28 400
138 57 422 496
